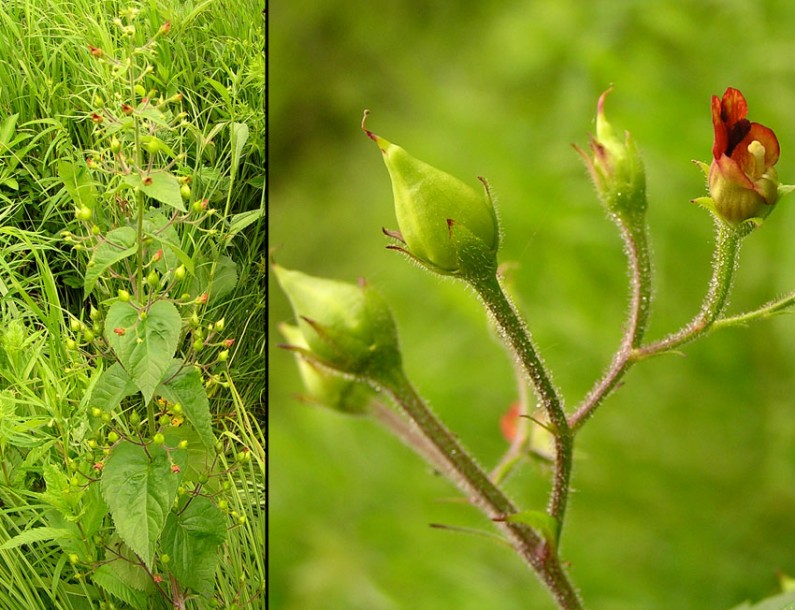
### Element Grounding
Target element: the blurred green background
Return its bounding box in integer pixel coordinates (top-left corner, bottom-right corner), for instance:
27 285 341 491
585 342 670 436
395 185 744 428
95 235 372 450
269 1 795 608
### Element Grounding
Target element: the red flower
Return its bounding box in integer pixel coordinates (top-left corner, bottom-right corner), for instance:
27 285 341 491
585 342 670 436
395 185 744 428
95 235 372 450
88 45 103 58
500 402 521 443
93 462 104 472
221 338 235 348
170 464 181 474
113 327 126 336
708 88 781 224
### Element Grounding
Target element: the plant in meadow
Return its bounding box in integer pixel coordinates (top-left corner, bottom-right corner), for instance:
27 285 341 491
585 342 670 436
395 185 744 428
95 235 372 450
276 88 795 609
0 7 261 610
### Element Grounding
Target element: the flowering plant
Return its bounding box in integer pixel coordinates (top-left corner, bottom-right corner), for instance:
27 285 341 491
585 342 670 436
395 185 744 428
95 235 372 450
276 88 795 610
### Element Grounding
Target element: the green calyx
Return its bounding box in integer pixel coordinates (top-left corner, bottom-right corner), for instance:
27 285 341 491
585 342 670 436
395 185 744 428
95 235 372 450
274 264 402 381
279 323 373 415
577 90 647 221
366 129 499 276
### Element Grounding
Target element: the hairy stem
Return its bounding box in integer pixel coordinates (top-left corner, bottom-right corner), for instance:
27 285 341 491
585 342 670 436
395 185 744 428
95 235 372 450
375 367 583 610
468 275 574 534
569 218 652 431
633 220 743 360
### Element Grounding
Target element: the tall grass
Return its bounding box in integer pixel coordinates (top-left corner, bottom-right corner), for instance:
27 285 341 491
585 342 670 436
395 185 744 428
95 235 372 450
0 0 264 608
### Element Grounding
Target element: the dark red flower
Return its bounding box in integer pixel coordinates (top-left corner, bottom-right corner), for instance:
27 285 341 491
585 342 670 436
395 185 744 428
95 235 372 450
708 88 781 223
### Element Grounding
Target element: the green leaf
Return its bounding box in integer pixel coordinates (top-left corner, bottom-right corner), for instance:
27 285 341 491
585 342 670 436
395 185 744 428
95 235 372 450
90 362 139 412
191 254 238 305
93 564 149 609
161 496 227 596
100 441 182 568
158 360 214 449
83 226 137 296
727 590 795 610
58 160 98 210
0 113 18 146
104 300 182 404
226 208 263 243
163 424 212 482
124 171 185 212
100 540 156 594
142 210 193 273
230 121 249 178
499 510 560 546
0 526 76 550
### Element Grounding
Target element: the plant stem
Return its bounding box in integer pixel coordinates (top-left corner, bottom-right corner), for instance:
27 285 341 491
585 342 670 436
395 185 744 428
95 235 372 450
375 368 583 610
569 218 652 431
468 275 574 534
711 290 795 330
632 220 743 360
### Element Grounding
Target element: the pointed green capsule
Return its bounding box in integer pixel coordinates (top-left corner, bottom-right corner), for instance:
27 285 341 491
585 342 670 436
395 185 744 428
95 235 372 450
365 127 499 275
274 264 401 380
279 323 373 415
576 90 646 220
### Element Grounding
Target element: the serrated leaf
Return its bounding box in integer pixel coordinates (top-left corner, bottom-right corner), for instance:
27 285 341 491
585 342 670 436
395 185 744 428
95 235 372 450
163 424 211 482
0 526 76 550
124 171 185 211
93 564 149 609
58 160 98 210
161 496 226 596
90 362 139 412
102 540 156 593
158 360 214 448
100 441 182 568
104 300 182 404
83 226 137 296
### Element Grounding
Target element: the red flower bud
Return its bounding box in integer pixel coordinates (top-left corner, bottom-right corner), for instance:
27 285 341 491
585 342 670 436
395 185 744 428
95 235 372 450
170 464 181 474
113 327 126 336
705 88 782 224
152 248 163 263
93 462 104 471
90 113 103 124
221 338 235 348
88 45 103 58
197 292 208 305
500 402 521 443
121 103 133 116
158 21 171 35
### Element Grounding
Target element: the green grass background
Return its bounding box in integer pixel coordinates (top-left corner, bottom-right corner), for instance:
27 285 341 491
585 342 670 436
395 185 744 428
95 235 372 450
269 1 795 608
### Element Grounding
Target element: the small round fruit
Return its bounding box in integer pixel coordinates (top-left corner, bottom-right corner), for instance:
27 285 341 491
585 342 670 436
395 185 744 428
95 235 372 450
180 183 191 200
174 265 186 281
107 431 119 443
153 433 165 445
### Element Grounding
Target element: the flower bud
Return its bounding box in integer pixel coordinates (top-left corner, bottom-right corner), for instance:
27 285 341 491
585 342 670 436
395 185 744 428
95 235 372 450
274 264 401 380
576 90 647 220
364 124 499 276
695 87 793 226
279 323 373 415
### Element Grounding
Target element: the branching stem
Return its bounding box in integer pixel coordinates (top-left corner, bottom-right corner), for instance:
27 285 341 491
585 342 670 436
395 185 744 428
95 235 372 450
374 368 583 610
